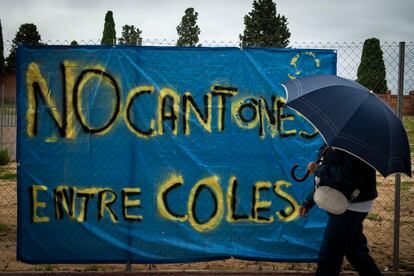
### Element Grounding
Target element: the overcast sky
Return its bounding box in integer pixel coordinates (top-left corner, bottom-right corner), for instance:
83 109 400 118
1 0 413 45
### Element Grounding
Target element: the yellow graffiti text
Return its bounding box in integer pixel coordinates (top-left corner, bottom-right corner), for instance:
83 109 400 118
157 173 300 232
26 61 317 141
30 185 143 223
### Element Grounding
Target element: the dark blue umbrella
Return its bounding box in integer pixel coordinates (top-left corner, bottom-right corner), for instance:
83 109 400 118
282 74 411 178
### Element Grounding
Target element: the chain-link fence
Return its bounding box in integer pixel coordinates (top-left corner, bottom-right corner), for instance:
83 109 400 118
0 40 413 273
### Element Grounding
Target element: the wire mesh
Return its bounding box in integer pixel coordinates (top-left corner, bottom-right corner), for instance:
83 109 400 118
0 40 413 272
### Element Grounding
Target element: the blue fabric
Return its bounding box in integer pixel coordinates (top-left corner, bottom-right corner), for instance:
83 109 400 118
17 46 336 263
316 211 382 276
283 74 411 177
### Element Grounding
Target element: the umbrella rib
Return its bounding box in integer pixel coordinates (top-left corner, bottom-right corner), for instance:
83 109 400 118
335 133 387 162
295 96 339 136
328 146 380 175
380 96 399 163
331 94 388 173
297 93 389 174
382 101 410 169
295 78 304 97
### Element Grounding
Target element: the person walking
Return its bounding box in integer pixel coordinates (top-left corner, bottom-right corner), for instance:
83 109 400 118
300 146 382 276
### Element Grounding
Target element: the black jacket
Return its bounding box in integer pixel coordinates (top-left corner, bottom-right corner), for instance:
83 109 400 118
302 147 378 210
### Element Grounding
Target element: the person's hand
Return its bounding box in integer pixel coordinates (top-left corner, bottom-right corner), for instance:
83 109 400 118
299 206 309 217
307 162 318 175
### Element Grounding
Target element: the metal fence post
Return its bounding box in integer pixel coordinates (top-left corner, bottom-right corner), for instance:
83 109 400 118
393 41 405 271
125 261 132 272
0 84 4 147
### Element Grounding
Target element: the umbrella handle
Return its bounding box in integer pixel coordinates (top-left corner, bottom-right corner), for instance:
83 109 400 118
290 164 310 182
290 146 329 182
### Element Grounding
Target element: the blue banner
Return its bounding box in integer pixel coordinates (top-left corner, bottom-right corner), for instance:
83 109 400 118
17 46 336 263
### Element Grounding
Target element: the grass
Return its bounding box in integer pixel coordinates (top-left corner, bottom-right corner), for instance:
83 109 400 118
0 149 10 166
84 264 104 272
0 172 16 180
402 116 414 153
401 181 413 192
34 264 55 271
0 223 10 233
0 101 16 108
367 213 383 222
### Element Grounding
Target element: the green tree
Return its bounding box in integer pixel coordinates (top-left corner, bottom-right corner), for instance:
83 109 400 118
176 8 200 47
6 23 42 73
118 25 142 45
70 40 79 46
0 20 5 75
357 38 388 94
101 11 116 45
240 0 290 48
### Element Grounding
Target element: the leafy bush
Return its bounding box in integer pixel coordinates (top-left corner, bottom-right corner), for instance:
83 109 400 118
0 148 10 166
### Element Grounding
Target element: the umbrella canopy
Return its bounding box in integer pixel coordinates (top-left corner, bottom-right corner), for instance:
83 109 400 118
282 74 411 178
